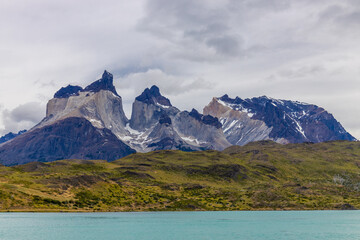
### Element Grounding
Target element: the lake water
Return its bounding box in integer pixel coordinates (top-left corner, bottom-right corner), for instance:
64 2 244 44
0 211 359 240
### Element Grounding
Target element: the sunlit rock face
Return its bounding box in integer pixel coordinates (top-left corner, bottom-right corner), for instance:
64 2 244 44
40 71 129 137
204 95 356 145
173 109 231 151
129 85 179 131
0 71 135 165
146 114 201 151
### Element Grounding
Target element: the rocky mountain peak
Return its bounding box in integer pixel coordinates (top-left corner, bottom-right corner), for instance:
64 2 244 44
54 85 83 98
218 94 245 105
130 86 179 131
219 94 231 102
83 70 118 96
0 130 27 144
102 70 112 79
189 109 222 129
135 85 171 106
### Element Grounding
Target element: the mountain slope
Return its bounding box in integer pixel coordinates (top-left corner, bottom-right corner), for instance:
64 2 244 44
0 117 135 165
0 140 359 211
204 95 356 145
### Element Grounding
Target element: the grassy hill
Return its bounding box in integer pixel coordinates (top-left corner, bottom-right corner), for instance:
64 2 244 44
1 140 360 211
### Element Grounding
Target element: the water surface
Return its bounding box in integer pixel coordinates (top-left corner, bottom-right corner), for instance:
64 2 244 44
0 211 359 240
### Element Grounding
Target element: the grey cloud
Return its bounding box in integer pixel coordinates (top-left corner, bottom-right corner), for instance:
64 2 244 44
319 5 345 21
338 11 360 25
206 35 241 56
35 79 56 87
10 103 44 123
138 0 244 60
228 0 291 12
246 0 291 11
276 65 326 80
0 102 45 135
116 69 213 96
184 23 230 41
140 0 229 32
319 3 360 27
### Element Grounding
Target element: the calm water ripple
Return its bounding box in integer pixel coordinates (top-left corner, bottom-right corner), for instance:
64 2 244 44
0 211 359 240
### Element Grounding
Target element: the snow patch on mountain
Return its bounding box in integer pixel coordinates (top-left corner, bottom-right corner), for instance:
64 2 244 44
217 99 254 118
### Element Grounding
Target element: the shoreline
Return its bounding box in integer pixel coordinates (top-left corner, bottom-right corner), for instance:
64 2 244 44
1 208 358 213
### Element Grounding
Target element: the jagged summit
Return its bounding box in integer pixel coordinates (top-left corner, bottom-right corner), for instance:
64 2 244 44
135 85 171 106
219 94 252 107
130 85 178 131
54 70 118 99
219 94 232 102
0 130 27 144
219 94 308 108
189 109 222 129
54 85 83 98
41 70 129 139
83 70 118 96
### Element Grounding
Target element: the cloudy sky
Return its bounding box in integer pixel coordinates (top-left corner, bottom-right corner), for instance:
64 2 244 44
0 0 359 139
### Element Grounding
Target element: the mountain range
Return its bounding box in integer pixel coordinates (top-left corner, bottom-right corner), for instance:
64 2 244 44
0 71 356 165
0 130 26 144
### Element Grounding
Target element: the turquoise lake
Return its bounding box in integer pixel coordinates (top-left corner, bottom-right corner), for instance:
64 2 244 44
0 211 359 240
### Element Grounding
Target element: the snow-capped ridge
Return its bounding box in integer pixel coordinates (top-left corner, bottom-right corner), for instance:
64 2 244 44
204 94 356 145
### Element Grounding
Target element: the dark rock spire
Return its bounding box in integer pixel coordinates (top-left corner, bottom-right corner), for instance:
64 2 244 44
54 85 83 98
135 85 171 106
83 70 119 96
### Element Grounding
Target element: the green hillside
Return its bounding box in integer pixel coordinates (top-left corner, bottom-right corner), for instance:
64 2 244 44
1 140 360 211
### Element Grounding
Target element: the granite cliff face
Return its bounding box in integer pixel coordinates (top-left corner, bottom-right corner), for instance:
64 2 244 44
203 95 356 145
130 86 179 131
173 109 230 150
0 71 134 165
39 70 129 138
126 87 231 152
147 115 200 151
